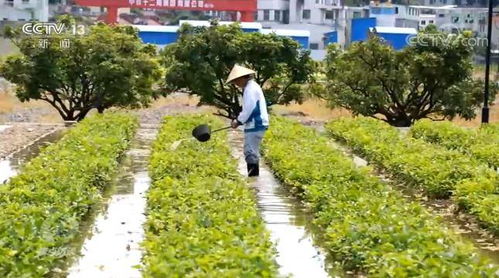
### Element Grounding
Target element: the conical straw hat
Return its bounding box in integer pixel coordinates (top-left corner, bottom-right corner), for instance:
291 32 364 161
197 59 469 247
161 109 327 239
226 64 256 84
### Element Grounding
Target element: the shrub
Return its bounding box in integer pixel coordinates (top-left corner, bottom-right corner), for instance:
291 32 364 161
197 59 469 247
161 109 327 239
0 113 138 276
143 114 277 277
326 117 499 234
263 117 498 276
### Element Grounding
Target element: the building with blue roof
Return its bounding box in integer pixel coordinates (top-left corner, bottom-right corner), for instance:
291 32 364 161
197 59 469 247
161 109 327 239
369 26 417 50
133 25 179 47
134 20 311 49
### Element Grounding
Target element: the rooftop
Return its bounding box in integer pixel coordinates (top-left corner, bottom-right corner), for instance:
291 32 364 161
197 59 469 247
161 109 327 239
370 26 418 34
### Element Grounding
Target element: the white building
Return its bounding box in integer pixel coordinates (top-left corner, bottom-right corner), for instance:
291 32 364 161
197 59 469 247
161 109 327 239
256 0 290 23
256 0 342 51
431 6 488 35
0 0 49 21
422 0 458 6
257 0 342 25
368 4 488 35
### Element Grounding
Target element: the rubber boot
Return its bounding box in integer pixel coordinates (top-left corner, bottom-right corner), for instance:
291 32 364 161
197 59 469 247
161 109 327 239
247 163 259 177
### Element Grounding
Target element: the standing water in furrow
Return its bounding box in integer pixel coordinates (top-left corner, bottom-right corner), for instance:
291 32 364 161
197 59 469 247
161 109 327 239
68 124 158 278
0 128 63 184
229 129 330 278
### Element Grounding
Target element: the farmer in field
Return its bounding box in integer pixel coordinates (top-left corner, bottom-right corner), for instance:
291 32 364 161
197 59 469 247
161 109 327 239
228 64 269 177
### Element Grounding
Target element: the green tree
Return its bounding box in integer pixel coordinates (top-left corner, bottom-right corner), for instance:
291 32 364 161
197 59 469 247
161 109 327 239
319 28 496 127
162 22 315 119
0 19 161 121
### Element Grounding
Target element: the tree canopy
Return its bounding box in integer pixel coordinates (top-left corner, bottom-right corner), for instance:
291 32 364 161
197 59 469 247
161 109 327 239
161 22 315 119
0 18 161 121
319 27 496 127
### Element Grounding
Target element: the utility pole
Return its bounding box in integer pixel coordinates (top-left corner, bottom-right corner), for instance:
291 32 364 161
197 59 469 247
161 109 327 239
483 0 494 123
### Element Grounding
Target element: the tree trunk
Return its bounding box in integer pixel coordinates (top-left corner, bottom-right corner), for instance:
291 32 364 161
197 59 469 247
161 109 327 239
385 116 412 127
56 107 78 121
76 109 92 121
40 98 80 121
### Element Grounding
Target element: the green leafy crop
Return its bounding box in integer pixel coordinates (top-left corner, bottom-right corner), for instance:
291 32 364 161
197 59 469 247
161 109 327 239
326 117 499 235
0 113 138 277
411 119 499 169
264 116 498 276
143 114 277 277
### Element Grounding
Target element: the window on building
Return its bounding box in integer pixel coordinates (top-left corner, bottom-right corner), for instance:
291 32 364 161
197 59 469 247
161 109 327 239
438 14 445 17
395 7 398 14
303 9 311 19
283 10 289 23
264 10 270 21
452 16 459 23
5 0 13 6
22 0 29 3
429 20 434 24
275 10 281 22
2 18 8 21
421 20 426 25
310 43 319 50
353 11 361 18
325 10 334 20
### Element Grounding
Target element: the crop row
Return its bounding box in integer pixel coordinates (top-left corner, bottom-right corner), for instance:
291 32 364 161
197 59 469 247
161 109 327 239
326 117 499 235
0 113 138 277
262 116 497 276
142 115 277 277
410 119 499 169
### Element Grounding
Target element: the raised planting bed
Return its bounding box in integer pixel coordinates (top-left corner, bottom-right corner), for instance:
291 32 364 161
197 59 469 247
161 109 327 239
143 114 277 277
410 119 499 169
0 113 138 276
326 117 499 235
263 116 498 276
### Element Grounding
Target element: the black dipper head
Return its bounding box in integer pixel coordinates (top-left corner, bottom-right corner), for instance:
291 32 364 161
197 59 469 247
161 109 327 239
192 124 211 142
